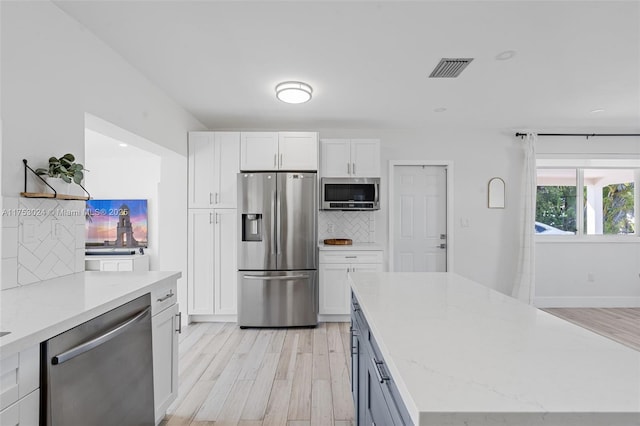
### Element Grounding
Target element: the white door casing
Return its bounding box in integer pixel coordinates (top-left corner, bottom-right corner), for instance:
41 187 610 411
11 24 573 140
389 162 453 272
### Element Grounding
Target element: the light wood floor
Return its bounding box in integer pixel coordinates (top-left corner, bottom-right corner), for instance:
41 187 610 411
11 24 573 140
543 308 640 351
161 322 354 426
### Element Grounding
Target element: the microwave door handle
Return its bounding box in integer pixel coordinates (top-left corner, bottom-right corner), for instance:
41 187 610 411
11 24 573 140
374 181 379 204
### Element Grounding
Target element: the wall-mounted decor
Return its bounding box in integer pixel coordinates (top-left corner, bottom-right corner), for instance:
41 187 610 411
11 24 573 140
488 177 505 208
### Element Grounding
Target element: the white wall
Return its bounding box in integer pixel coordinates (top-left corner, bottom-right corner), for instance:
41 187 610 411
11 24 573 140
1 2 205 315
535 242 640 307
315 127 522 295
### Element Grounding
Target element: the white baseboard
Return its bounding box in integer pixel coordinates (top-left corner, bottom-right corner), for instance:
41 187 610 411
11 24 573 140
534 296 640 308
318 314 350 323
188 314 237 323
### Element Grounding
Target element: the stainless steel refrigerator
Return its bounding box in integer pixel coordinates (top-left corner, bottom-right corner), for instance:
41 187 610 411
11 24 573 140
237 172 318 327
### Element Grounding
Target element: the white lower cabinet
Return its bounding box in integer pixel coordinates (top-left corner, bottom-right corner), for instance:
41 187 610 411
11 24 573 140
0 389 39 426
152 303 180 424
188 208 238 318
319 250 383 316
85 254 150 272
0 345 39 426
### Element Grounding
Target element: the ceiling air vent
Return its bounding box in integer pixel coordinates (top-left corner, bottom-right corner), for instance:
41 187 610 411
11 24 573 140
429 58 474 78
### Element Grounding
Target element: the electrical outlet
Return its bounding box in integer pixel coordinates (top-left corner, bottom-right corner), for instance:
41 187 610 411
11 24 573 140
327 223 335 235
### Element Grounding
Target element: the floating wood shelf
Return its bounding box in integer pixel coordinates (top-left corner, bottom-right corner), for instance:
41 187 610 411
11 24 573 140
21 159 91 200
20 192 90 201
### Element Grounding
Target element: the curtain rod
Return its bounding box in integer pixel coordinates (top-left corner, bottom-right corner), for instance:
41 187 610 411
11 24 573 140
515 132 640 139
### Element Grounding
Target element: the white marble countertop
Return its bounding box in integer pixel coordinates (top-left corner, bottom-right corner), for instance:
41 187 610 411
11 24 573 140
349 272 640 426
318 242 384 251
0 271 181 357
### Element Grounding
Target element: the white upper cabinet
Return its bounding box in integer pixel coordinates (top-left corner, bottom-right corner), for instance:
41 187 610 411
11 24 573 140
320 139 380 177
240 132 318 171
350 139 381 177
278 132 318 170
240 132 279 171
188 131 240 208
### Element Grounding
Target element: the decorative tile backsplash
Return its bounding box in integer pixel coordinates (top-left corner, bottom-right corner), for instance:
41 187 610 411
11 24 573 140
2 197 85 290
318 211 375 243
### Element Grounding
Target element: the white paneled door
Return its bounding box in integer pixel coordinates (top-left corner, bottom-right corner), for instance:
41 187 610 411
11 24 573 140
393 165 447 272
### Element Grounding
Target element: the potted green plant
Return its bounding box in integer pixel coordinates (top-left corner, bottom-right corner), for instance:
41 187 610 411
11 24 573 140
35 153 87 196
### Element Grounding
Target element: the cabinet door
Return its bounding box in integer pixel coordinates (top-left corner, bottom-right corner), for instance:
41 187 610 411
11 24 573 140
100 260 133 272
152 304 179 423
188 132 216 208
240 132 279 171
365 357 395 426
350 318 361 425
0 389 39 426
351 139 381 177
319 263 350 315
188 210 215 314
214 209 238 315
279 132 318 171
320 139 351 177
214 132 240 208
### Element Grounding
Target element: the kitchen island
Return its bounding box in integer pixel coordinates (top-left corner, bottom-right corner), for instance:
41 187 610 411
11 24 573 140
349 272 640 426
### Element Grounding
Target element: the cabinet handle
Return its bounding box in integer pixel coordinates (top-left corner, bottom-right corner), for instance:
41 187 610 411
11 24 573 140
157 289 175 302
176 312 182 334
215 192 219 204
347 162 351 174
372 358 390 384
345 255 357 259
274 154 277 167
280 153 283 168
352 162 356 175
209 212 213 224
209 192 213 204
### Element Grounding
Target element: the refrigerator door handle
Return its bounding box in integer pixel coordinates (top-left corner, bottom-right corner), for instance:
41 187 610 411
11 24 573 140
271 194 277 257
243 274 309 281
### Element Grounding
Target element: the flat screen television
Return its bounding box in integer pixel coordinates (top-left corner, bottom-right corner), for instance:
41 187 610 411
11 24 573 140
85 199 148 248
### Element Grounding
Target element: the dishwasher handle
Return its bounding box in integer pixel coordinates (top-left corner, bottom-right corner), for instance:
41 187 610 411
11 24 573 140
51 306 151 365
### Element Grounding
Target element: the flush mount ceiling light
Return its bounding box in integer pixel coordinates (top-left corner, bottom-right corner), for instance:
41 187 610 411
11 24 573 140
275 81 313 104
119 143 128 147
590 108 605 113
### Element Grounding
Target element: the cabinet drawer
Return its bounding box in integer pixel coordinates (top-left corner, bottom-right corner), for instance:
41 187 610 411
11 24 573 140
0 345 39 411
320 250 383 264
151 279 178 315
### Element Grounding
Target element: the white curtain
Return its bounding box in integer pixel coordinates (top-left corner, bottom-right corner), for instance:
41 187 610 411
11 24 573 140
513 133 537 303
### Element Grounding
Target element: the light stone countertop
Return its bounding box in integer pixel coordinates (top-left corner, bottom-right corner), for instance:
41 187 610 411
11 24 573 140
318 242 384 251
0 271 181 357
349 272 640 426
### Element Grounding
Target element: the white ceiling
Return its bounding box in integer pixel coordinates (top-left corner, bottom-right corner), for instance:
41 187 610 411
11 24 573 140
54 1 640 132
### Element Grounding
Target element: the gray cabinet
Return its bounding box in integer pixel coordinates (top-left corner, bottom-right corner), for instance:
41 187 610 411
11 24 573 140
351 292 412 426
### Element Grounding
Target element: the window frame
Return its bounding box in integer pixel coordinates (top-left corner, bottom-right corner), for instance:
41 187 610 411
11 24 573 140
535 158 640 242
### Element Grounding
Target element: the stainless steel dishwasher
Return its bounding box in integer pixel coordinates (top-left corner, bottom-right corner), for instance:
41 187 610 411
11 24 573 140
41 294 155 425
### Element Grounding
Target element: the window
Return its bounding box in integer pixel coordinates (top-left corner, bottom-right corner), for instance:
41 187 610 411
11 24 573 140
536 165 638 236
536 169 577 234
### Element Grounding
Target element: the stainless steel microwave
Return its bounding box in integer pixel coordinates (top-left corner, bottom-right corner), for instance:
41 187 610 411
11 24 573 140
321 177 380 211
